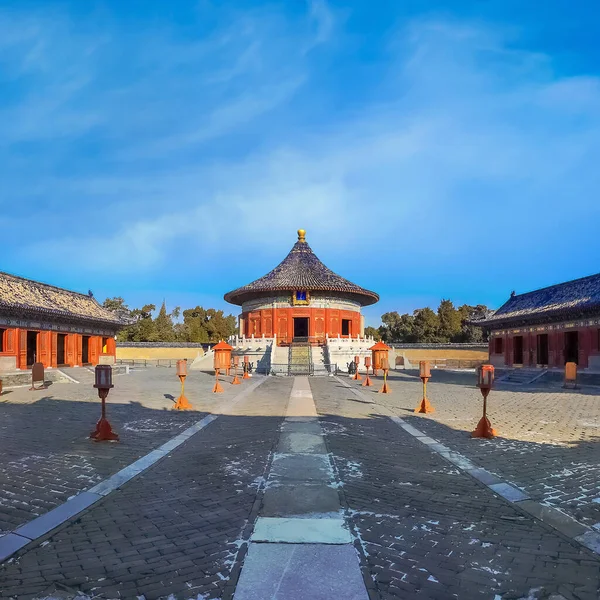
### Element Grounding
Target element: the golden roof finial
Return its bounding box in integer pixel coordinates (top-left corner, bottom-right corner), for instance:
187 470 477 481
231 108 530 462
297 229 306 242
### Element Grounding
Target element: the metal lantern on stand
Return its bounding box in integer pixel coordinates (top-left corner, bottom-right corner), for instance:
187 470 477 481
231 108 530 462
212 341 233 393
173 359 193 410
415 360 435 414
90 365 119 442
232 355 241 385
353 355 362 381
370 341 391 377
379 357 390 394
363 356 372 387
471 364 497 438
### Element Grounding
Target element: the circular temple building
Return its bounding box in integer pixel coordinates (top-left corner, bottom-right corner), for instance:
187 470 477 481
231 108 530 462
224 229 379 345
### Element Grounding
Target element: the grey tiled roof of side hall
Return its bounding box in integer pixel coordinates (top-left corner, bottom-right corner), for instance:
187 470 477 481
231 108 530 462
0 271 124 326
224 230 379 307
476 271 600 326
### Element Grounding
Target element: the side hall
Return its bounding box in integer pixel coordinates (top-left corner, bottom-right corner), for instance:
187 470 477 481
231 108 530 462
477 272 600 371
0 271 124 372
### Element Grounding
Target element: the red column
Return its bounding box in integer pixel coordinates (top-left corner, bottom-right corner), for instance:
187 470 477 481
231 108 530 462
579 328 591 369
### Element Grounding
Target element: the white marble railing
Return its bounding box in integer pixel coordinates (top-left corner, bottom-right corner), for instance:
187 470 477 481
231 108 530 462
325 334 375 346
228 334 276 351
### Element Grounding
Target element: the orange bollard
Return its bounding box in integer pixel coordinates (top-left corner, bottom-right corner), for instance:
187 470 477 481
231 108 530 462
174 360 193 410
472 365 497 438
353 355 362 381
379 359 390 394
213 368 224 393
231 356 241 385
362 356 372 387
415 361 434 414
243 355 251 379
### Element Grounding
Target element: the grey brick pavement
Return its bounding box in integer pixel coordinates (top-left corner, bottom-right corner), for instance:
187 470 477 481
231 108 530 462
0 376 290 599
0 368 251 533
310 377 600 600
357 370 600 529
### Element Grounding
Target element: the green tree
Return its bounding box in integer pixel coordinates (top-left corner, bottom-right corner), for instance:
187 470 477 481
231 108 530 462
455 304 491 342
103 297 133 342
412 307 441 343
364 326 381 341
437 299 461 342
181 306 237 342
129 304 157 342
154 301 176 342
379 311 416 342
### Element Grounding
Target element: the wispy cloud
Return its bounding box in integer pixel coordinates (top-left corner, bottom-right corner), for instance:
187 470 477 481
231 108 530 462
2 4 600 317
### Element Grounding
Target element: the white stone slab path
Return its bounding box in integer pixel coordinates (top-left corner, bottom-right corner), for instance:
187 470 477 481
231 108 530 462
234 376 369 600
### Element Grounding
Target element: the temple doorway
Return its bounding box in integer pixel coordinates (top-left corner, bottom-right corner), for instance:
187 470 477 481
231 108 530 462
26 331 38 366
537 334 549 366
293 317 309 340
565 331 579 364
82 336 90 365
57 334 67 365
341 319 352 337
513 336 523 365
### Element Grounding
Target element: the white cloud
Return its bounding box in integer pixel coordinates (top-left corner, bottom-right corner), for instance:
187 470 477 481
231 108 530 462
4 8 600 314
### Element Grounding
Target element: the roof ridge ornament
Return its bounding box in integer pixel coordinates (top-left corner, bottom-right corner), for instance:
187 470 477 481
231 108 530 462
297 229 306 243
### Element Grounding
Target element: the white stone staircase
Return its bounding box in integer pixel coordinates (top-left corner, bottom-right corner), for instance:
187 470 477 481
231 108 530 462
497 369 548 386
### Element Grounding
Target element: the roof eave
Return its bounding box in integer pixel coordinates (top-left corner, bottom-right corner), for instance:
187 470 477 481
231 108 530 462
473 305 600 329
224 287 379 307
0 303 126 328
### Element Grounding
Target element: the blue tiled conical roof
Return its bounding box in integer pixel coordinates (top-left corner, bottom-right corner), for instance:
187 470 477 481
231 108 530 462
224 230 379 307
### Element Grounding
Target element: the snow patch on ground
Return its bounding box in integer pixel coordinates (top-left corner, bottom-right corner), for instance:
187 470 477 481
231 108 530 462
122 418 166 433
344 460 363 478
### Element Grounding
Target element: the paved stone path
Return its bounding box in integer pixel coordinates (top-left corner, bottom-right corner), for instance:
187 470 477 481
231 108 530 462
234 376 368 600
310 376 600 600
358 369 600 529
0 374 287 599
0 373 599 599
0 368 241 533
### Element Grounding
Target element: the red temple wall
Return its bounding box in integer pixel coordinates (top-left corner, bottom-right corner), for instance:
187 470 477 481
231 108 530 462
242 307 362 344
0 326 117 370
489 321 600 369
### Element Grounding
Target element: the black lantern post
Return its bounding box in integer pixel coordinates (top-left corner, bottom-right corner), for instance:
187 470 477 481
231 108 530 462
90 365 119 442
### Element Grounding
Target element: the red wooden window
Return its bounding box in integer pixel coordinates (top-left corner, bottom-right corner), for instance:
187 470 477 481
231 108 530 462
0 328 5 352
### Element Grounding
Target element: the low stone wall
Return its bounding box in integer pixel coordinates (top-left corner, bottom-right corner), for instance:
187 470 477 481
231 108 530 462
391 344 489 368
116 345 205 361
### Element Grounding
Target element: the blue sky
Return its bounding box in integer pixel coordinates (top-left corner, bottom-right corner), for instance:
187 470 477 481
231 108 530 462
1 0 599 326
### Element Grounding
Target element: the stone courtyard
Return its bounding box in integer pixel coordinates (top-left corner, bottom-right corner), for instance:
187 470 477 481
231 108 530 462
0 368 599 599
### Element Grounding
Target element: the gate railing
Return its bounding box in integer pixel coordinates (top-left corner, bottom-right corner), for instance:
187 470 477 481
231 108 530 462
266 363 339 376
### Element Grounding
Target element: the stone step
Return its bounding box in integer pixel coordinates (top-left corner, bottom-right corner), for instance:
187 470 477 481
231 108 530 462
499 369 548 385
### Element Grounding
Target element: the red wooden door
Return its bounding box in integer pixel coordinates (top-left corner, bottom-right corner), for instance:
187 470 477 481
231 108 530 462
76 335 82 366
18 329 27 369
90 336 99 365
50 332 57 367
66 334 75 366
